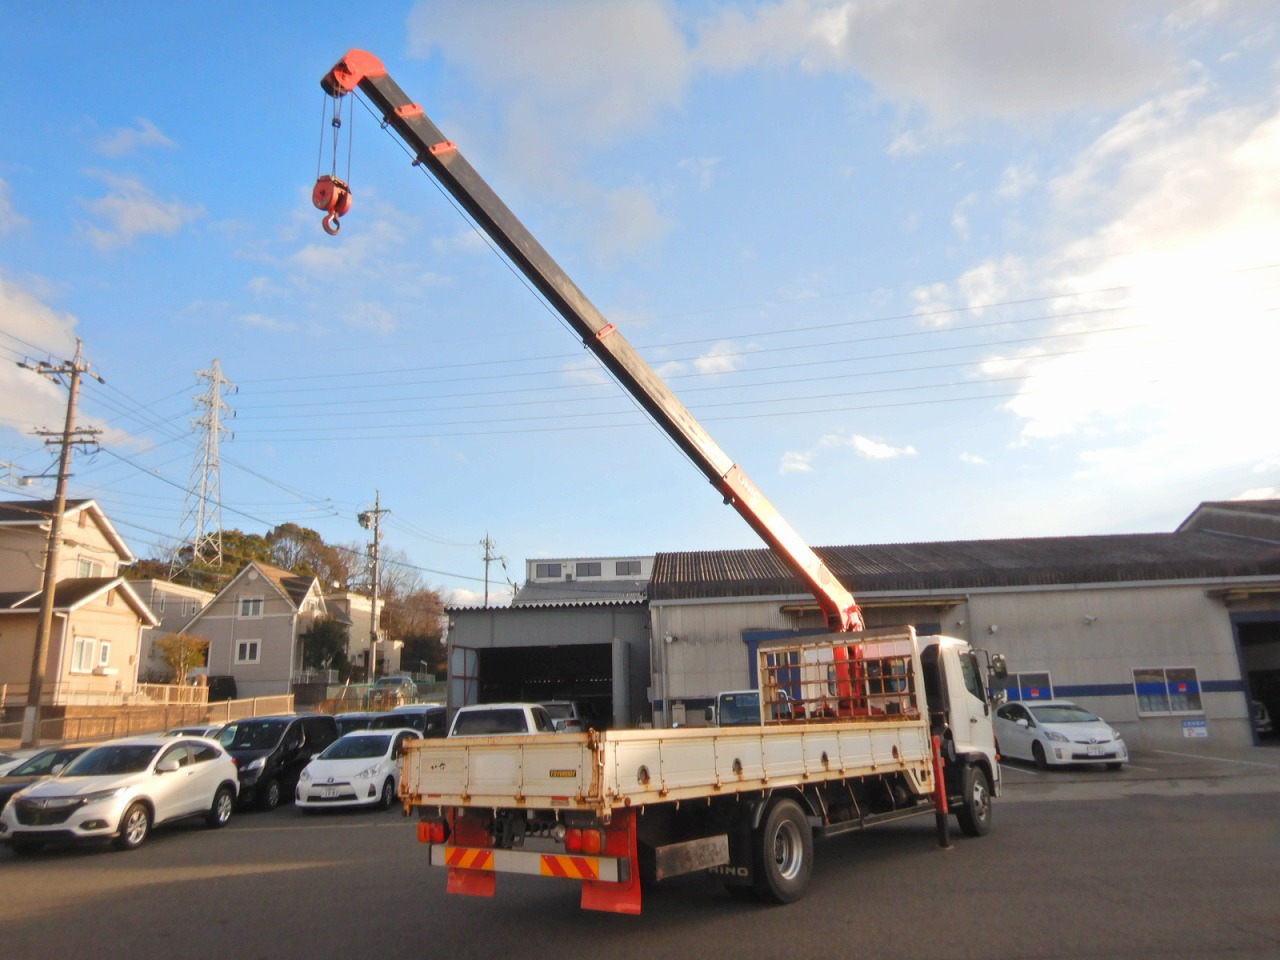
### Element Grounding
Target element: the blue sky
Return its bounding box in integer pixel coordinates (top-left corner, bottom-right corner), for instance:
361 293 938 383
2 1 1278 605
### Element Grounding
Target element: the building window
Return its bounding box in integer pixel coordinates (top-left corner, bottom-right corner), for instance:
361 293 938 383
71 636 97 673
235 640 261 664
535 563 561 579
995 671 1054 701
576 562 601 578
239 597 263 618
615 560 641 576
77 557 103 578
98 641 112 667
156 593 167 613
1134 667 1203 715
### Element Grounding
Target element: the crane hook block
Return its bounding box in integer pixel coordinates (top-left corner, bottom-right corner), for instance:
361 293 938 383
313 175 352 235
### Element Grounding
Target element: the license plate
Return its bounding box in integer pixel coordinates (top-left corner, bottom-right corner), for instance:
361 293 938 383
320 787 340 798
1087 745 1104 757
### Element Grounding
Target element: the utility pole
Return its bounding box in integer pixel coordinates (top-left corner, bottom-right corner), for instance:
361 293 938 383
358 493 390 681
480 533 505 608
16 339 103 748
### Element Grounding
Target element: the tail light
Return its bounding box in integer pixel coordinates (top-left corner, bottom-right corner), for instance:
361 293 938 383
417 820 448 844
564 827 604 854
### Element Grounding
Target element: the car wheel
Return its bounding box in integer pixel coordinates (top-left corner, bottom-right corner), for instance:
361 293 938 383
11 837 44 856
379 777 396 810
955 764 993 837
114 801 151 851
258 778 281 812
751 798 813 904
207 785 235 828
1032 742 1049 770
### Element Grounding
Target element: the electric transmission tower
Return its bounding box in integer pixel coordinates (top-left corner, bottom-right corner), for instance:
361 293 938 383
174 359 235 573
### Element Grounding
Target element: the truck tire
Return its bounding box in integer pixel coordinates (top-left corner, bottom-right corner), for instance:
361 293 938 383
955 764 993 837
752 799 813 904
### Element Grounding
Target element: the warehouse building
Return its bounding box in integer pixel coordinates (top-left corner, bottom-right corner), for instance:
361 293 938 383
446 500 1280 748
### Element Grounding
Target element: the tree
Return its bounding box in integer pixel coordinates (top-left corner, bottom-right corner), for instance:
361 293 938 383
154 632 210 683
268 523 351 587
301 616 351 676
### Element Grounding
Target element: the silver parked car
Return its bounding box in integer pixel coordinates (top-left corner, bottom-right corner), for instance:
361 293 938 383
0 736 238 854
994 700 1128 770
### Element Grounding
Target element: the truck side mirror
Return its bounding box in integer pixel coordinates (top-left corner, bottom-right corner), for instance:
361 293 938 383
990 654 1008 679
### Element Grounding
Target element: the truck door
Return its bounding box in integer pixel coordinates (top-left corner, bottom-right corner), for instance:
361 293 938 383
944 647 998 765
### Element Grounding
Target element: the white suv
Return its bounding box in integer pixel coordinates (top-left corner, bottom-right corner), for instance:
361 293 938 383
0 735 238 853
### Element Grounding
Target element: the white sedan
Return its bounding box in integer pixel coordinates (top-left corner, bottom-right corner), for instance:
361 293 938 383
0 736 238 853
296 729 420 810
995 700 1128 770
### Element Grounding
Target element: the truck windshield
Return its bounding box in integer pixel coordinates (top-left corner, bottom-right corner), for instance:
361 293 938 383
718 692 760 726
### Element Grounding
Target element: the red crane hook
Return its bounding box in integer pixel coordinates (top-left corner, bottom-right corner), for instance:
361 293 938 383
312 175 352 235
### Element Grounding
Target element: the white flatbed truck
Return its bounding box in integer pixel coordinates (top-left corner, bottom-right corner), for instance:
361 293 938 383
314 50 1006 914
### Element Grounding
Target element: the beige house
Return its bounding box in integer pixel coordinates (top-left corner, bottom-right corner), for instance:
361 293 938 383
323 588 401 678
181 561 326 698
0 499 158 707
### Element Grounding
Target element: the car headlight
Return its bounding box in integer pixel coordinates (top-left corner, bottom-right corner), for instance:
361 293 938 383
300 767 313 782
1110 729 1124 743
244 757 266 772
1045 730 1069 742
355 764 380 780
78 787 127 807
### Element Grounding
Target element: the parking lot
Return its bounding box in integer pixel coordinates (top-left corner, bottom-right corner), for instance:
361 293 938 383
0 745 1277 960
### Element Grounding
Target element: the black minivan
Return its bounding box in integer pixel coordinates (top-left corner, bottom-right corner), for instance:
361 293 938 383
216 714 338 810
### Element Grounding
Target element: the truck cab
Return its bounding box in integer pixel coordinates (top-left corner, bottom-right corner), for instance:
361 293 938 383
705 690 761 727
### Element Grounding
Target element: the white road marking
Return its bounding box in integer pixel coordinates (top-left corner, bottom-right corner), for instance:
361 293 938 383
1154 749 1280 769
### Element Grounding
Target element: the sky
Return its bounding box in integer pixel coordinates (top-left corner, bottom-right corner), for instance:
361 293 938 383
1 1 1278 607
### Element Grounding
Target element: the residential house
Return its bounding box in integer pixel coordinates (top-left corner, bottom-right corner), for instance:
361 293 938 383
323 588 401 678
182 561 327 698
0 498 158 709
132 580 215 682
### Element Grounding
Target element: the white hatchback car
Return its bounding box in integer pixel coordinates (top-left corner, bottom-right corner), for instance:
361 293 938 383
994 700 1128 770
0 736 238 853
296 728 420 810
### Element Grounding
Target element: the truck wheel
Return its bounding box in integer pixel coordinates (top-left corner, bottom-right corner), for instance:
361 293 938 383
955 764 993 837
258 778 281 812
752 799 813 904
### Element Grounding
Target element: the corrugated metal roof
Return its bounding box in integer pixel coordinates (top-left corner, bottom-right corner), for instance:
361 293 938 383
649 530 1280 601
508 578 648 608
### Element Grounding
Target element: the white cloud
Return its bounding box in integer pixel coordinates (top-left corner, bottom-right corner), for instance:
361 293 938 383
0 274 100 439
81 171 203 250
780 450 813 474
677 157 722 190
694 0 1179 125
694 341 742 375
997 164 1037 199
237 313 297 333
1235 487 1280 500
95 118 176 157
951 192 977 241
0 178 29 235
822 432 918 460
960 453 987 465
589 185 675 263
408 1 691 151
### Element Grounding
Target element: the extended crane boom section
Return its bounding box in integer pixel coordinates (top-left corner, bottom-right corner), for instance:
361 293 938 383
320 49 863 632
